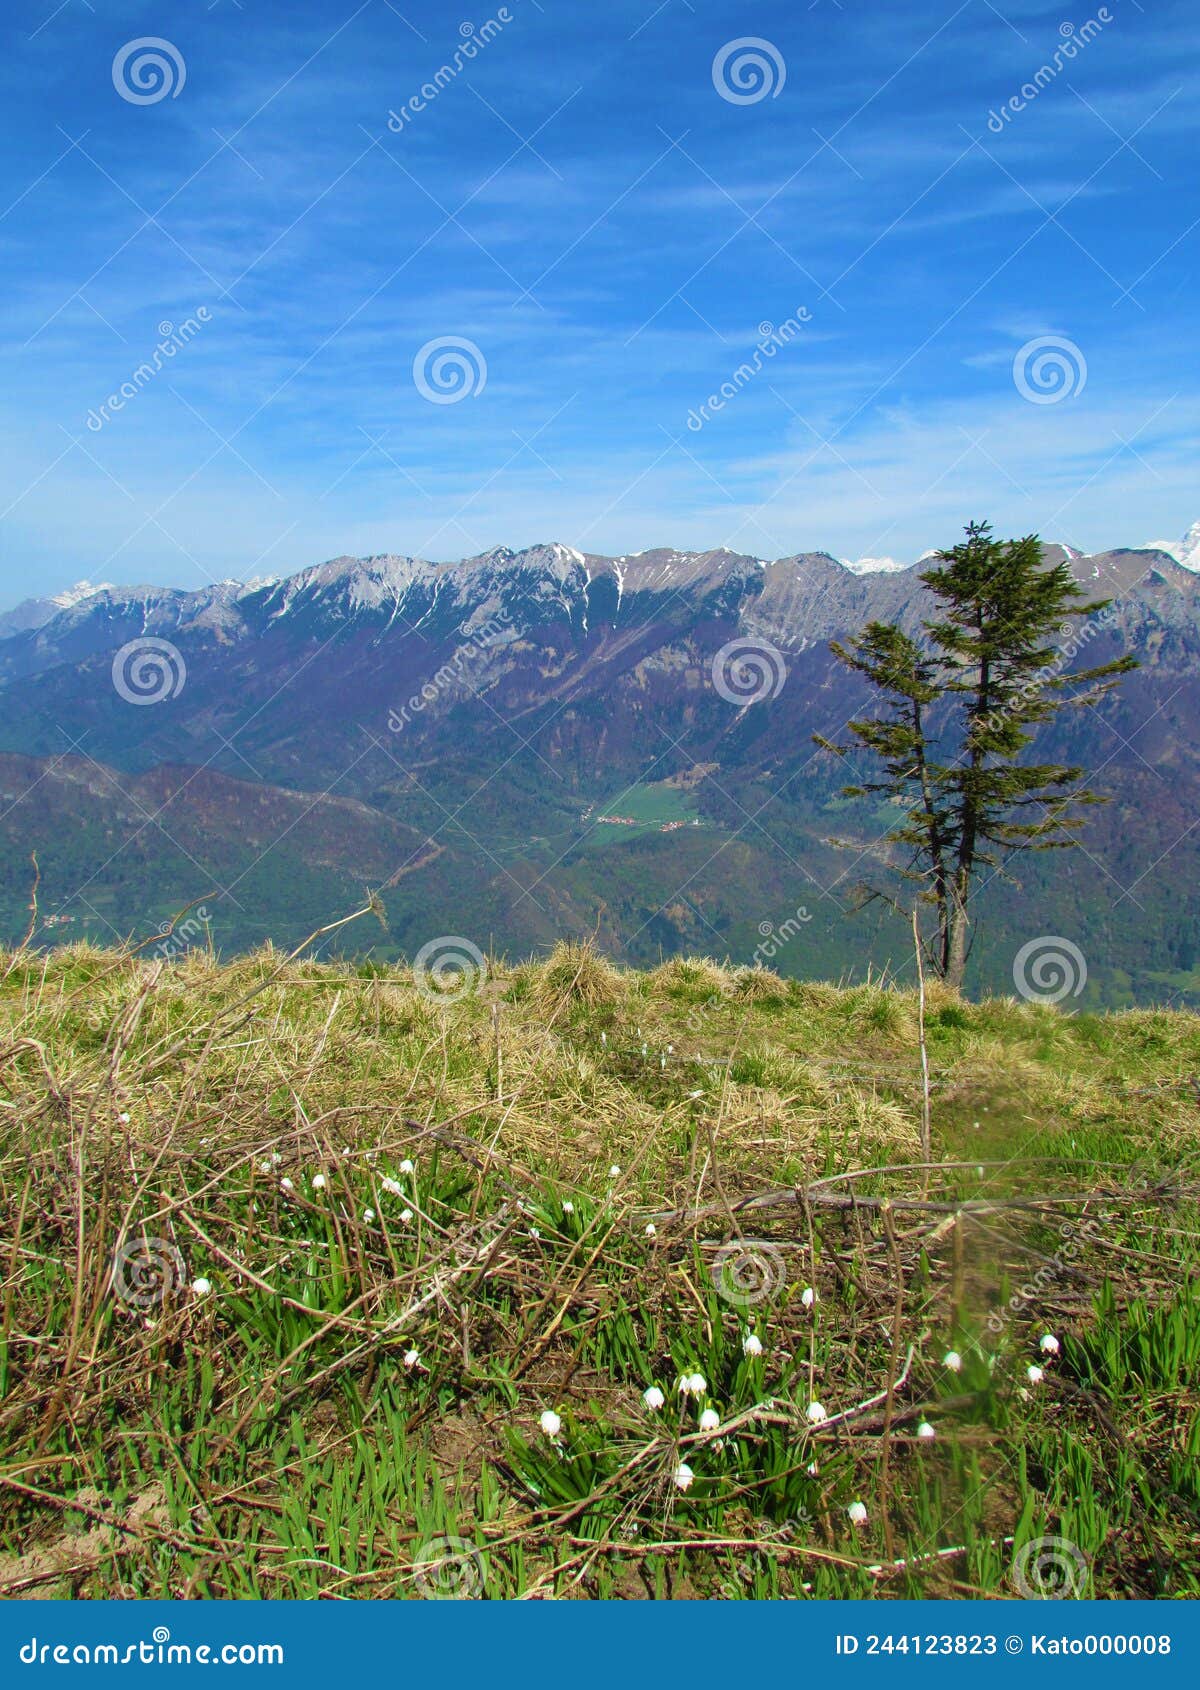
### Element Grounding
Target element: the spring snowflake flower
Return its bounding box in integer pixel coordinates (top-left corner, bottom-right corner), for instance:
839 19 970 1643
381 1177 403 1197
118 1112 130 1124
942 1350 962 1373
191 1278 212 1296
645 1223 656 1237
847 1501 868 1526
400 1209 414 1224
643 1386 665 1411
687 1372 707 1396
1026 1364 1044 1385
742 1332 764 1357
280 1178 294 1193
529 1226 541 1239
800 1286 817 1309
806 1462 819 1476
363 1208 376 1223
1039 1333 1060 1355
673 1463 695 1491
311 1174 327 1191
916 1421 936 1441
258 1161 272 1175
699 1408 720 1433
270 1152 282 1166
403 1349 420 1370
399 1159 415 1175
609 1165 621 1178
539 1409 562 1438
806 1401 827 1424
562 1201 574 1214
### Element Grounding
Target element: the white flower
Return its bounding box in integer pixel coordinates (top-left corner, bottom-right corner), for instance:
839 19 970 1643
363 1208 376 1223
311 1174 327 1191
943 1350 962 1373
699 1408 720 1433
399 1159 414 1174
529 1227 541 1239
190 1278 212 1296
800 1286 817 1308
643 1386 665 1411
340 1146 351 1158
806 1462 819 1476
673 1462 695 1491
847 1500 868 1526
687 1372 707 1396
916 1421 936 1440
562 1201 574 1214
118 1112 130 1124
258 1161 271 1175
742 1332 764 1357
645 1223 656 1237
403 1349 420 1369
1039 1333 1060 1355
280 1177 294 1193
688 1089 704 1099
270 1152 282 1166
1026 1364 1044 1384
539 1409 562 1438
609 1165 621 1178
400 1209 414 1224
806 1401 827 1424
381 1177 403 1196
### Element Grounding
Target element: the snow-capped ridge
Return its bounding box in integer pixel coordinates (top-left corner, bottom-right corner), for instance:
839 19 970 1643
1141 522 1200 572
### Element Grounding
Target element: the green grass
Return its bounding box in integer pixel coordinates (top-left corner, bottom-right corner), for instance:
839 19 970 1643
589 780 699 839
0 937 1197 1599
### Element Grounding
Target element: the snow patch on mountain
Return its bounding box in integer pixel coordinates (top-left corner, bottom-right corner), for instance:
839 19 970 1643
1142 522 1200 572
51 579 114 609
839 555 912 576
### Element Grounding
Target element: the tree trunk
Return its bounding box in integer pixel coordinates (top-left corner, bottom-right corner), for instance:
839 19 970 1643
944 882 969 991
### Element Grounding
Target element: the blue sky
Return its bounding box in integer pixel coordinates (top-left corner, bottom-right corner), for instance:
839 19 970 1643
0 0 1196 601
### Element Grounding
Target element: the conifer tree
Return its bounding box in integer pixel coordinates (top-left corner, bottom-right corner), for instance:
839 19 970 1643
818 521 1136 989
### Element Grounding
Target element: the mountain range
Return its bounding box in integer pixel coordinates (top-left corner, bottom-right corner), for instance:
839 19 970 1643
2 524 1199 1007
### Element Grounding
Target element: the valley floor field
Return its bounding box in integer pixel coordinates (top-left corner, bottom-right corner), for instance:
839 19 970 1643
0 939 1198 1599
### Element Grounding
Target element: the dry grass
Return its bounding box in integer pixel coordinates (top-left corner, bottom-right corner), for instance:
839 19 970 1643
1 939 1198 1599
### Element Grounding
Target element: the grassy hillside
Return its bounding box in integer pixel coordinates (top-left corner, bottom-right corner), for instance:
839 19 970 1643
1 937 1198 1599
